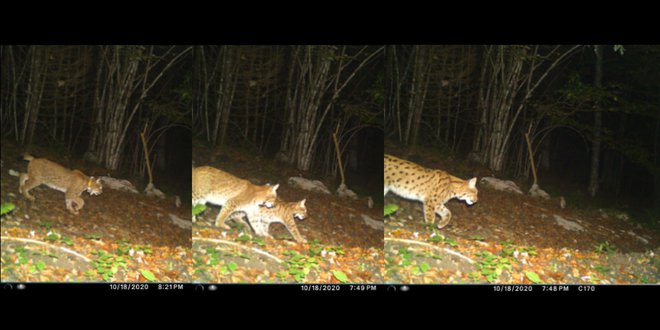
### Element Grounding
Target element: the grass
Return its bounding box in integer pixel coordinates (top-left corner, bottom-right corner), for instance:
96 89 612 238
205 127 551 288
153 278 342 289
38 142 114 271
475 251 513 283
43 231 74 246
283 250 320 282
594 241 617 254
472 240 539 283
427 231 458 247
88 249 128 281
84 240 154 281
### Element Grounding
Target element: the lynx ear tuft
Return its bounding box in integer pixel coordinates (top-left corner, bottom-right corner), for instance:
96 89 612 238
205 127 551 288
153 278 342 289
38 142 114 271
468 177 477 188
272 184 280 191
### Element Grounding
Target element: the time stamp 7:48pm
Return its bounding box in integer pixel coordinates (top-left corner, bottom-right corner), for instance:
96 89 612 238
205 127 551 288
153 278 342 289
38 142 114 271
493 285 596 292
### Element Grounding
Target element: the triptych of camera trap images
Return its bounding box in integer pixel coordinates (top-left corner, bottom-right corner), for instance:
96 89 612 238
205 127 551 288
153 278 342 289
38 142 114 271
1 45 658 285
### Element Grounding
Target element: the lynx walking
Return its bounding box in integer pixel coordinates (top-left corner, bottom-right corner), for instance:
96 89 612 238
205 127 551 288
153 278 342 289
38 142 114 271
192 166 279 229
384 154 478 229
19 154 103 215
248 199 307 243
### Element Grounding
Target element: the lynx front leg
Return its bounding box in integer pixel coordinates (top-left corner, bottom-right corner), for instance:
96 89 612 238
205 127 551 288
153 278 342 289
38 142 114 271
422 200 437 225
284 223 307 244
435 204 452 229
65 197 84 215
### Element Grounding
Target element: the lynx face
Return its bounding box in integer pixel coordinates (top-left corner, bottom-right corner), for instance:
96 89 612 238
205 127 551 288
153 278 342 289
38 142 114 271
19 154 103 215
192 166 279 229
384 154 478 229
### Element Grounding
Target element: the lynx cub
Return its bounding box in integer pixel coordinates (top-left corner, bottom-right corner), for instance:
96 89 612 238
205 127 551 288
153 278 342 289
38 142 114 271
247 199 307 243
192 166 279 229
384 154 478 229
19 154 103 215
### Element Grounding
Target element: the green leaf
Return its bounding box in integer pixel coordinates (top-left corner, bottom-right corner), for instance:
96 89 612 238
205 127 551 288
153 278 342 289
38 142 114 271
427 235 444 243
384 204 399 216
445 238 458 247
251 237 265 246
36 261 46 271
419 262 430 273
525 271 541 284
60 236 74 246
332 270 349 283
228 262 238 272
192 204 207 217
44 234 59 241
0 203 16 216
140 269 157 282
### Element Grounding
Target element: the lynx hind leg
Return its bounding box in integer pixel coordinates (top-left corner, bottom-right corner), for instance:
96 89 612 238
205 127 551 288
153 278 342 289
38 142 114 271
214 203 234 230
435 204 452 229
250 220 272 238
229 211 251 228
19 173 36 201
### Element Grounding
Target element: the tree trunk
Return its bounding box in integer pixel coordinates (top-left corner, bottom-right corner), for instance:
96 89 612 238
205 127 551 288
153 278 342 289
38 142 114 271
280 46 383 171
22 46 49 147
654 94 660 212
472 45 581 172
407 46 432 149
588 45 603 197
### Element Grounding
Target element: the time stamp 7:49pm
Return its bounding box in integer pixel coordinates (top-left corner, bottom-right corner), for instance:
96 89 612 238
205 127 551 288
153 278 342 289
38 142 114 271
299 285 378 291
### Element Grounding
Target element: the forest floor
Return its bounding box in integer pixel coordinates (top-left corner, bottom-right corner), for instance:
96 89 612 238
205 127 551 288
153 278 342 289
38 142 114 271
0 140 192 283
384 150 660 285
192 144 384 284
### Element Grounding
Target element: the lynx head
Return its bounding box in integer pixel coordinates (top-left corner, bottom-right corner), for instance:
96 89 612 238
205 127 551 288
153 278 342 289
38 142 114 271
87 177 103 196
292 199 307 220
255 183 279 208
455 177 478 205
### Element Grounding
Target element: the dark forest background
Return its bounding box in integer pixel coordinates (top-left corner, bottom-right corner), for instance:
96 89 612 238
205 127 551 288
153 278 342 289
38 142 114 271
0 45 192 195
192 46 384 196
384 45 660 216
3 45 657 214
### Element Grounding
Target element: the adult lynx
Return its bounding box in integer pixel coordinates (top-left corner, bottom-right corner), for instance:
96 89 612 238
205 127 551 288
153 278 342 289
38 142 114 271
384 154 478 229
192 166 278 229
19 154 103 215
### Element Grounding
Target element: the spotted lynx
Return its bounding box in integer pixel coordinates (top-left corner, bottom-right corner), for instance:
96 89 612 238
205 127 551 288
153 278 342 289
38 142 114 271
384 154 478 229
19 154 103 215
247 199 307 243
192 166 278 229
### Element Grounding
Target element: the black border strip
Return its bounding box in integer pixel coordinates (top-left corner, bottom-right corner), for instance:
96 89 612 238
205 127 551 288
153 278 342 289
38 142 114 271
3 283 657 296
